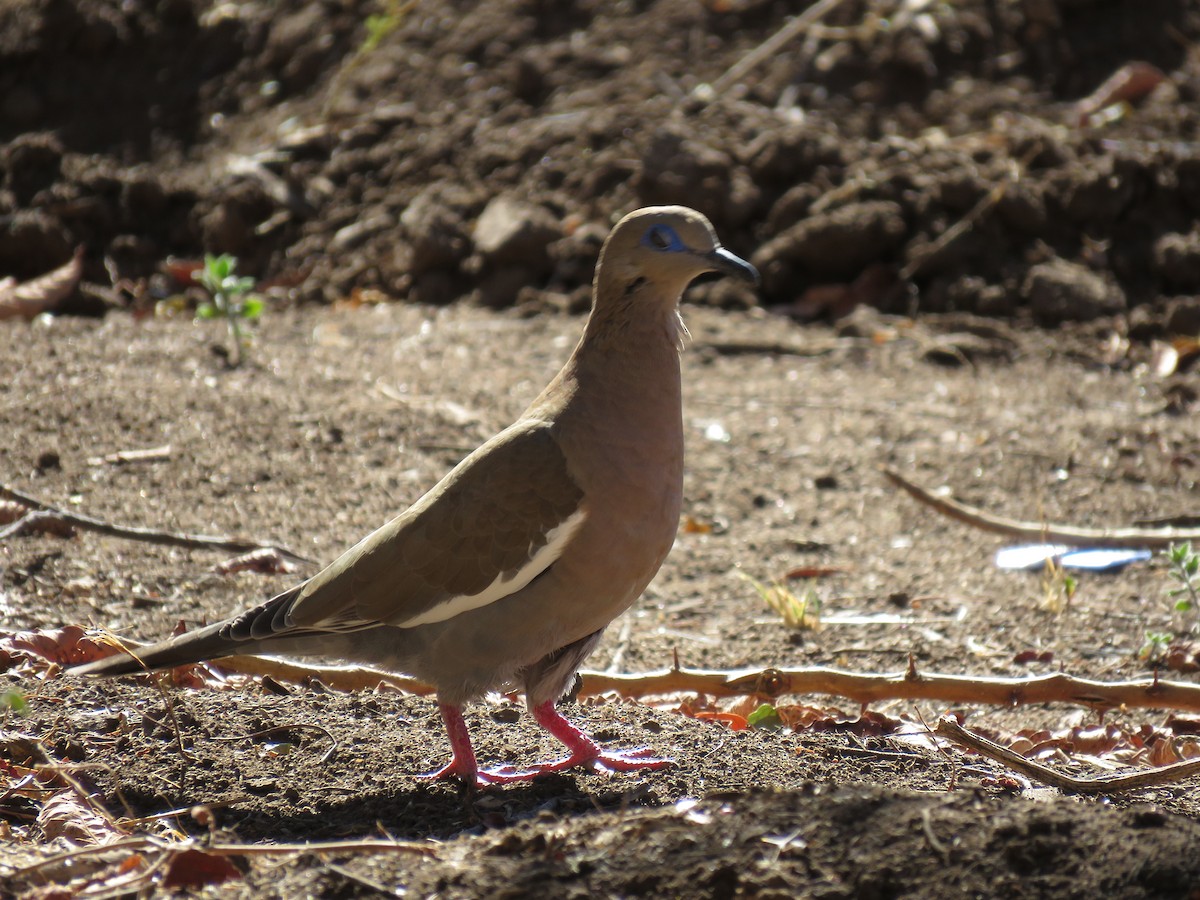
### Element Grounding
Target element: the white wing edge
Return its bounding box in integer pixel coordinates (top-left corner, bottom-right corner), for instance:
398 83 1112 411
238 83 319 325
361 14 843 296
395 507 589 628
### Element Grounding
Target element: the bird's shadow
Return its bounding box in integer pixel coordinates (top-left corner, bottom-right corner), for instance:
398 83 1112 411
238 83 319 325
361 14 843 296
215 774 666 843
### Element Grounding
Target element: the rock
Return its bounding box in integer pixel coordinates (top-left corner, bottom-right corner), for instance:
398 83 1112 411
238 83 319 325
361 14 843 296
472 196 560 266
1165 297 1200 336
400 184 476 275
637 126 759 226
3 132 63 205
1154 231 1200 292
1022 258 1125 324
331 212 395 252
751 200 907 295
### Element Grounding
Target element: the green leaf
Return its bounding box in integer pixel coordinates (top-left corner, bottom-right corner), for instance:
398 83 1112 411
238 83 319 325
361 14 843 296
212 255 235 279
1 689 28 715
240 296 264 319
747 703 782 729
196 302 217 319
1176 598 1193 613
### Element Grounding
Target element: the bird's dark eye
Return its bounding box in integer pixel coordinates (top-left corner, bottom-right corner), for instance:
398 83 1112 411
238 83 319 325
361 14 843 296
645 225 677 251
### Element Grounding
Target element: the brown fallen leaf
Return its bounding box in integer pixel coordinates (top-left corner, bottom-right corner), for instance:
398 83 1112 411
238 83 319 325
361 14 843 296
0 625 111 671
0 247 84 322
37 790 127 845
161 848 243 889
214 547 298 575
1076 61 1166 126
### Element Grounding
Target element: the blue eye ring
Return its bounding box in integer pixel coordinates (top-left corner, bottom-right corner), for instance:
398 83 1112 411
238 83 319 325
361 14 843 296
642 224 683 252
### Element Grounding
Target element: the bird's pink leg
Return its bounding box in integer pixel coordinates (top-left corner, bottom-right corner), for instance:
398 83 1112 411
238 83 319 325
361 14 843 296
530 701 674 774
420 703 539 787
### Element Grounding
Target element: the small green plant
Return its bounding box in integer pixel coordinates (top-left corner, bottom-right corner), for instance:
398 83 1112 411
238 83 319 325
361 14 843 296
742 572 820 630
1139 630 1173 665
1166 541 1200 614
360 0 414 54
195 254 262 367
747 703 783 729
1040 556 1077 614
1 688 28 715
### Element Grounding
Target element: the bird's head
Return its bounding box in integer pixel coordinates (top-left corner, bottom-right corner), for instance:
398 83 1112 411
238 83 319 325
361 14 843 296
595 206 759 303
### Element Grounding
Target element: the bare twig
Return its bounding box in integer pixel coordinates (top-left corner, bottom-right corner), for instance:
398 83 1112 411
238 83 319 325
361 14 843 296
209 723 339 765
579 665 1200 713
213 655 433 693
935 716 1200 794
205 656 1200 714
86 445 173 467
0 482 311 562
8 833 435 881
0 509 76 541
882 467 1198 549
707 0 849 95
899 176 1013 282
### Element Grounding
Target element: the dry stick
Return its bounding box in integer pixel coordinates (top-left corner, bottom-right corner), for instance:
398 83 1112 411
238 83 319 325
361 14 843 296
882 467 1199 549
212 655 433 694
935 716 1200 794
208 723 340 765
708 0 850 95
0 510 74 541
899 169 1014 282
209 656 1200 714
0 482 311 562
9 834 436 880
580 665 1200 713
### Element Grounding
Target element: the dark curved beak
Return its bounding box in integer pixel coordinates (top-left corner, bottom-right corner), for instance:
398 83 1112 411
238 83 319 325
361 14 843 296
706 246 760 287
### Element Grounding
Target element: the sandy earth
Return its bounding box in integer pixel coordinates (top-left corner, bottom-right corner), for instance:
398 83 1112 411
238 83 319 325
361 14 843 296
4 0 1200 896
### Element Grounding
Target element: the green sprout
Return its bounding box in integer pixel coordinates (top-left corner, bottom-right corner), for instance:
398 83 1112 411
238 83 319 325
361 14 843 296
1167 541 1200 614
360 0 414 54
1 688 28 715
742 572 821 631
195 254 262 367
1040 555 1077 614
1139 630 1173 666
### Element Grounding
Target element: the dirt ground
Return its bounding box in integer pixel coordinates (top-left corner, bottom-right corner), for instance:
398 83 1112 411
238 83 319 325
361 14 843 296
4 0 1200 897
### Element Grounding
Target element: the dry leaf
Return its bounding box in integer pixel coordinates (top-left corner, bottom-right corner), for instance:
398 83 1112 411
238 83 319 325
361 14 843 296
0 248 84 321
161 848 243 889
0 625 111 671
213 547 296 575
1076 62 1166 126
37 790 126 846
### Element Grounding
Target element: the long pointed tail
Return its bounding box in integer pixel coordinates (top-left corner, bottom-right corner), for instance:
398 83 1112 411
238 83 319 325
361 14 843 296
70 620 257 677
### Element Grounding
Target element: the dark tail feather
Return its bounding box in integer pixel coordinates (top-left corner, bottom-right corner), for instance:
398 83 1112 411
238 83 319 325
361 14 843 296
70 619 257 677
70 585 305 677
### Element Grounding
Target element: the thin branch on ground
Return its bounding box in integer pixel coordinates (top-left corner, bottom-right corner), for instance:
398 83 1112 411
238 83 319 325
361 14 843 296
899 174 1014 282
0 481 311 562
212 655 434 693
935 716 1200 794
882 467 1199 548
708 0 850 96
8 833 436 882
208 723 339 764
205 655 1200 714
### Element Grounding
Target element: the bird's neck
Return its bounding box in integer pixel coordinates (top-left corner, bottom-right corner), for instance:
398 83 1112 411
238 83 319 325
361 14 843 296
526 278 685 434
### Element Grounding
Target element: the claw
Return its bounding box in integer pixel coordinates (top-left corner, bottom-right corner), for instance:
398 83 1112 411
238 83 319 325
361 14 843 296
427 699 672 788
534 746 674 776
528 700 674 776
419 760 542 787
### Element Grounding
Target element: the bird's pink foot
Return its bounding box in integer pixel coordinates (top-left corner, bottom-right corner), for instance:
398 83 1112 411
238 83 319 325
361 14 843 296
423 702 541 787
529 700 674 776
533 745 674 775
419 758 541 787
